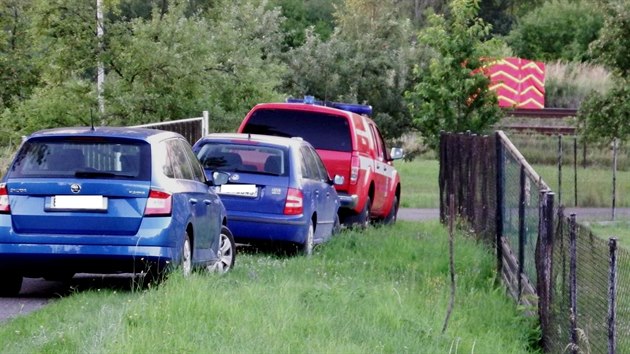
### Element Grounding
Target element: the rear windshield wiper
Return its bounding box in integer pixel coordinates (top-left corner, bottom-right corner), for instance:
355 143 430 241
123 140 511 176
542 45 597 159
74 171 135 178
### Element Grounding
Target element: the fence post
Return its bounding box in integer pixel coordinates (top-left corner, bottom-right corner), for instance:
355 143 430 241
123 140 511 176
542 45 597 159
439 132 447 223
569 213 578 354
608 237 618 354
558 135 563 206
537 191 555 352
202 110 209 136
495 132 505 275
518 166 526 301
574 136 578 207
612 138 617 221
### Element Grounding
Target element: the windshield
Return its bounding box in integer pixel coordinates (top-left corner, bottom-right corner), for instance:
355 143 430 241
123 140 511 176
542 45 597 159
196 143 288 176
9 137 151 180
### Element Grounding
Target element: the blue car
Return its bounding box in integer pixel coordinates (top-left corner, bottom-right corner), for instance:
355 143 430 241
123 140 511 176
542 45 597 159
193 133 341 255
0 127 236 297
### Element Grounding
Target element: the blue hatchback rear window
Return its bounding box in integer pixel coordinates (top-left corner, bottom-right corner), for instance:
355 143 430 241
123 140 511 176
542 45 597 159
9 138 151 180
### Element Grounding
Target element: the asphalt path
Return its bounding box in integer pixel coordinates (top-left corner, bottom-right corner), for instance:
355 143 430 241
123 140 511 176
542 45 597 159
1 207 626 324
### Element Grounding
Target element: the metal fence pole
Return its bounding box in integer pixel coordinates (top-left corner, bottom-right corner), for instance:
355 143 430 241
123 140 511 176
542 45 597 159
608 238 618 354
496 132 505 275
569 214 578 354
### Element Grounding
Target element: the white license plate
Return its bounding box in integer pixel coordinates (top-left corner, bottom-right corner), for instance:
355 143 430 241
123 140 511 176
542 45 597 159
51 195 108 210
219 184 258 198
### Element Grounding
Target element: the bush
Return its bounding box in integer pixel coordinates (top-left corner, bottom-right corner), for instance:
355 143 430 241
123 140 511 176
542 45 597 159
506 0 604 62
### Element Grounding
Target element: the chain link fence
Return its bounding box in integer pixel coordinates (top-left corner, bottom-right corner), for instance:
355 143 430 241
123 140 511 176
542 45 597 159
439 131 628 353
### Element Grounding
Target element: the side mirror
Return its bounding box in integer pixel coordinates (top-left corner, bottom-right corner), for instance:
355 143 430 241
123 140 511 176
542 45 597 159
211 171 230 186
389 147 404 160
333 175 344 186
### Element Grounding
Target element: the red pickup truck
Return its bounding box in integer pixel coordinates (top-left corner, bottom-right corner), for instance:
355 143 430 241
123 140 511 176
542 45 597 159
238 97 403 227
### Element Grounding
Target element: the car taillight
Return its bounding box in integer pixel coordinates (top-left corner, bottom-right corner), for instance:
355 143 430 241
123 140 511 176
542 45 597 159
350 152 360 185
284 188 303 215
0 183 10 214
144 189 172 216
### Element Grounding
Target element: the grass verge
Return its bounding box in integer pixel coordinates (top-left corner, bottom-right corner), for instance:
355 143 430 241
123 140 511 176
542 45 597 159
0 222 539 353
396 158 439 208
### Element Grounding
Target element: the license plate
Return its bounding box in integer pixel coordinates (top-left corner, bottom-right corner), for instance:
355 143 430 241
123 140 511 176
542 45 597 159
219 184 258 198
50 195 108 211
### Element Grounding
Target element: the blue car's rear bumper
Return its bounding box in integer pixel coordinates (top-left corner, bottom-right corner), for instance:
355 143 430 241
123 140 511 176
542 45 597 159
227 211 308 244
0 216 180 277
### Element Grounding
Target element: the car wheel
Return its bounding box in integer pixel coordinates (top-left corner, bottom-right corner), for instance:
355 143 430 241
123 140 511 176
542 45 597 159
384 196 399 225
0 273 22 297
357 196 371 229
332 214 341 235
208 226 236 273
302 221 314 256
181 232 192 277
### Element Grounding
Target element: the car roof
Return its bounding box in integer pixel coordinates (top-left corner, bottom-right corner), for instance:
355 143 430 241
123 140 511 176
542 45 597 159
249 102 355 118
198 133 309 149
26 126 183 143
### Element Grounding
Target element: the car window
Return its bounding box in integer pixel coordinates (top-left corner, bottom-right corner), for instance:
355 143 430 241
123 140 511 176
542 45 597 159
165 139 194 180
9 137 150 180
242 109 352 152
300 146 320 180
369 124 384 160
197 142 288 176
308 146 330 181
178 139 206 182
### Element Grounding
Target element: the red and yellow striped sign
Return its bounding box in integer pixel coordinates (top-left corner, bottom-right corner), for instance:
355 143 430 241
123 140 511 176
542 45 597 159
484 57 545 109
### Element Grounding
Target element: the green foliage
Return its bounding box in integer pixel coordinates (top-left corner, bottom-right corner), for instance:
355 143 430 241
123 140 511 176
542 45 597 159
0 0 287 138
578 1 630 144
0 0 39 110
405 0 502 151
506 0 604 62
269 0 338 48
281 0 419 140
578 81 630 144
589 0 630 77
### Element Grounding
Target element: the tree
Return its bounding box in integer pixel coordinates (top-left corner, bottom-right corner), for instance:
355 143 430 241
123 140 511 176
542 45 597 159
0 0 288 141
506 0 604 62
0 0 39 111
578 1 630 144
405 0 502 150
281 0 419 140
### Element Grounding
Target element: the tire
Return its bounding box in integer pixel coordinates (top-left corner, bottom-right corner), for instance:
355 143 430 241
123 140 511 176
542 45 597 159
181 232 192 277
332 214 341 235
0 273 22 297
384 196 399 225
357 196 371 229
208 226 236 273
301 221 314 256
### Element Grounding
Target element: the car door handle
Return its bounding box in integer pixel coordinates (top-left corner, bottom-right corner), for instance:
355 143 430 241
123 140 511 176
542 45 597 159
189 198 198 204
204 200 212 205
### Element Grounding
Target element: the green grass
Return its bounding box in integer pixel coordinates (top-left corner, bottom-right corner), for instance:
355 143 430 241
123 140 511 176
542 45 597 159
0 222 538 353
583 221 630 249
396 158 440 208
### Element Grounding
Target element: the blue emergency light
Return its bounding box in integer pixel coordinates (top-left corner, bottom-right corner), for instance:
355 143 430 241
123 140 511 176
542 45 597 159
286 96 373 116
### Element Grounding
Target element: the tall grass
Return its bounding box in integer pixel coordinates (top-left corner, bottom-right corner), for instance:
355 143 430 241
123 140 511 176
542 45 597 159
0 222 539 353
545 61 611 108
